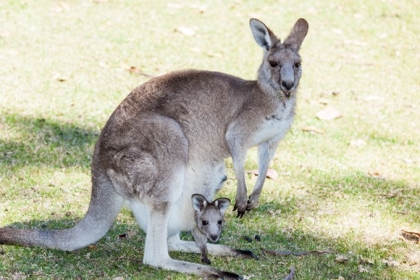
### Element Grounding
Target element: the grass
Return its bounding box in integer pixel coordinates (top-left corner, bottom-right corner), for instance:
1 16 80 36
0 0 419 279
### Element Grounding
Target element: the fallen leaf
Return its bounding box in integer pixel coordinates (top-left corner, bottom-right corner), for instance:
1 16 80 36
318 98 329 105
205 52 222 58
248 169 278 179
53 75 68 82
379 190 399 198
335 255 349 263
401 230 420 243
383 258 400 267
316 107 342 120
358 265 369 273
176 26 195 36
128 66 154 77
302 126 324 134
266 169 278 179
367 171 385 179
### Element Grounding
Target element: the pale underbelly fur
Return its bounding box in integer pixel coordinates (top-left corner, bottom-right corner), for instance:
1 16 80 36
126 161 226 238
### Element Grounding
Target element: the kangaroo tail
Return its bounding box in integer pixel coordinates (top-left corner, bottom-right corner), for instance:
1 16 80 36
0 171 124 251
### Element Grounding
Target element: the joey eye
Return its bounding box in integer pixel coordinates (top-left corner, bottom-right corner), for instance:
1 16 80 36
202 221 209 226
269 60 278 68
217 220 222 225
294 62 301 68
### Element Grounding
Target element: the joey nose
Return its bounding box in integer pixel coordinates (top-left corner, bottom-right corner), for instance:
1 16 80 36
281 80 294 91
209 234 219 242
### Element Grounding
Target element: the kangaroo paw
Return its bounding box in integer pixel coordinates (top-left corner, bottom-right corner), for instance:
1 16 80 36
233 201 247 218
246 196 260 211
201 257 211 264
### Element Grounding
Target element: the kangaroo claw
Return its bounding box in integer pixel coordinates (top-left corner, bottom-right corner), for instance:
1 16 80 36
202 257 211 264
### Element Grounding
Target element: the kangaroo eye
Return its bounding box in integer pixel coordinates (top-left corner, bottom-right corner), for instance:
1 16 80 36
294 62 301 68
269 60 278 68
217 220 222 225
202 221 209 226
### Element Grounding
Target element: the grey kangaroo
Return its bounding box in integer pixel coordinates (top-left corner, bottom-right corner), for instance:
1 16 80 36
0 18 308 279
191 194 230 264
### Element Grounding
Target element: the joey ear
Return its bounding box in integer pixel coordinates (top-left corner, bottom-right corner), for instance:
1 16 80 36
249 18 278 51
192 194 208 212
283 18 309 51
214 198 231 214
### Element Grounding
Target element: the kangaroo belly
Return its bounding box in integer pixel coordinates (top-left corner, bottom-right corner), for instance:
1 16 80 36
126 161 226 237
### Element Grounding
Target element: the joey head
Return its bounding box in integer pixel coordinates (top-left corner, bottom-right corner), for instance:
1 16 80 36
191 194 230 264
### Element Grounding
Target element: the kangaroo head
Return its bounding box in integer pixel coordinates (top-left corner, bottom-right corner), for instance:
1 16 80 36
191 194 230 243
250 18 309 99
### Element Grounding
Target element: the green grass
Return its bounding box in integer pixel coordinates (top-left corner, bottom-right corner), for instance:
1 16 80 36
1 0 419 279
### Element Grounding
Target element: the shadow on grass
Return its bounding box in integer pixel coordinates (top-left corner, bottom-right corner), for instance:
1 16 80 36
0 112 100 170
0 113 418 279
1 172 418 279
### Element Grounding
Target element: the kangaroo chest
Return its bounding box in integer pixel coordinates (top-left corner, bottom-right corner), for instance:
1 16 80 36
251 101 295 146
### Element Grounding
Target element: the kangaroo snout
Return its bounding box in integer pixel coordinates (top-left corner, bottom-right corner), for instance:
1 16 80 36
209 234 220 243
281 80 294 92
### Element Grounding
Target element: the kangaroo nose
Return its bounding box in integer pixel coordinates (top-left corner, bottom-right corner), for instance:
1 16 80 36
281 80 294 91
209 234 219 242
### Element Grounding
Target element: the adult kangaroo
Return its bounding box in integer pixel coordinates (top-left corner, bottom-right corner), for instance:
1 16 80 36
0 18 308 279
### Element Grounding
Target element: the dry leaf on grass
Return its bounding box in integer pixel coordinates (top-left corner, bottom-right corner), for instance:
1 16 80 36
318 98 329 105
247 169 278 179
335 255 349 263
302 126 324 134
316 107 342 120
358 265 369 273
176 26 196 36
367 170 385 180
401 230 420 243
128 66 154 78
383 258 400 267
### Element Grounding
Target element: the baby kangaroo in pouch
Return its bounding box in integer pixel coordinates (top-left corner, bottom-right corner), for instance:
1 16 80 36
0 18 308 279
191 194 231 264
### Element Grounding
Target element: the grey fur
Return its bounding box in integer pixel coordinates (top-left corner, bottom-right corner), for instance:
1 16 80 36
0 18 308 279
191 194 230 264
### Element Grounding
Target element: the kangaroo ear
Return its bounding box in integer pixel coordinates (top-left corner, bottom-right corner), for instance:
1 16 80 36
249 18 278 51
283 18 309 51
192 194 208 212
214 198 231 214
